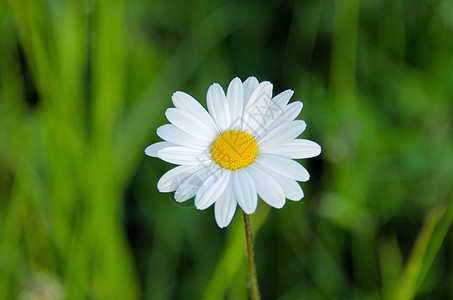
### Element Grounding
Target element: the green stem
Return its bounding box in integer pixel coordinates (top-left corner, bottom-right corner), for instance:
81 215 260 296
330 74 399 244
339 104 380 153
243 211 261 300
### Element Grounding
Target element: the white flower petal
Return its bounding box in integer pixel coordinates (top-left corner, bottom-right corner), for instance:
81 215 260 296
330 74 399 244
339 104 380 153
268 172 304 201
195 169 231 210
257 91 294 132
227 77 244 130
233 169 257 214
157 146 209 165
214 183 237 228
165 108 218 141
145 142 173 157
284 101 304 120
157 165 202 192
272 89 294 108
257 101 304 137
243 76 259 107
256 154 310 182
157 124 211 150
172 91 219 133
264 139 321 159
174 165 216 202
207 83 231 132
242 81 273 134
248 165 285 209
258 120 307 149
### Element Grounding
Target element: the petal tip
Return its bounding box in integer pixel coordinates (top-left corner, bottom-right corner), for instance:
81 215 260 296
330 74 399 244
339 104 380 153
144 145 157 157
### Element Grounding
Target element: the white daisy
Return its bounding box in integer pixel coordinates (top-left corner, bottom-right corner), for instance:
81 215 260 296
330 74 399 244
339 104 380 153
145 77 321 228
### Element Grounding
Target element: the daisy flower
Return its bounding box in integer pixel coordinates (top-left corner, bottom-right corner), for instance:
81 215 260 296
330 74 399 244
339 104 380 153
145 77 321 228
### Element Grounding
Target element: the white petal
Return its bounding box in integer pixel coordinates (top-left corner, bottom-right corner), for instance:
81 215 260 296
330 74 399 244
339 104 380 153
195 169 230 210
268 172 304 201
157 124 211 150
243 76 259 107
258 120 307 149
172 91 219 134
174 165 216 202
243 81 273 134
207 83 231 132
145 142 173 157
227 77 244 130
258 101 304 136
285 101 304 120
264 139 321 159
165 108 218 141
257 93 293 132
256 154 310 182
157 146 209 165
233 169 257 214
272 89 294 108
214 183 237 228
248 166 285 209
157 165 201 192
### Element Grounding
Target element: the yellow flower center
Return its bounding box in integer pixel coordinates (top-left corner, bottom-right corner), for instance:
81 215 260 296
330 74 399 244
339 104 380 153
211 130 258 171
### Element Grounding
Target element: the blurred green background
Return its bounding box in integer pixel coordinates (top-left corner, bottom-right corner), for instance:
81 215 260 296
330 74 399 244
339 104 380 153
1 0 453 299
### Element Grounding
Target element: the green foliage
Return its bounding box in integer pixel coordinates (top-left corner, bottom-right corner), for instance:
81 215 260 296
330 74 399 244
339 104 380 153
1 0 452 299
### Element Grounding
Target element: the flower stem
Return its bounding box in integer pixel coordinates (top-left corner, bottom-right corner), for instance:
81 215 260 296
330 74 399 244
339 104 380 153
243 211 261 300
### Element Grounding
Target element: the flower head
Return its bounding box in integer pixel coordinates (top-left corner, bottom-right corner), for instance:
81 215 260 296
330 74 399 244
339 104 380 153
145 77 321 228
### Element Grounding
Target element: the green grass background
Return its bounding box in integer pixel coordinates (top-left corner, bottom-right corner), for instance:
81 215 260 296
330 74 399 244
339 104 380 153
1 0 453 299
